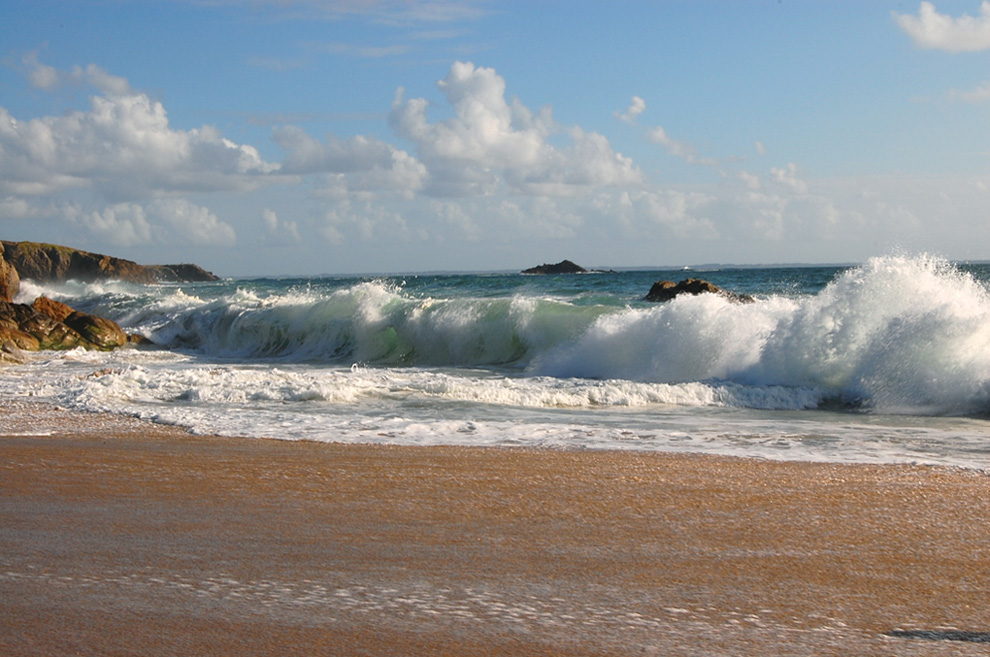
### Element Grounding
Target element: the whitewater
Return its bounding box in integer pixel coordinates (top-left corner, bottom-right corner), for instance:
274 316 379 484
3 254 990 469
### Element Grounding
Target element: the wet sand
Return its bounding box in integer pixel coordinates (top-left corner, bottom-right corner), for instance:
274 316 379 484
1 401 989 656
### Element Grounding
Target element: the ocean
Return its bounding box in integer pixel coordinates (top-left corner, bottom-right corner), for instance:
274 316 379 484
3 254 990 469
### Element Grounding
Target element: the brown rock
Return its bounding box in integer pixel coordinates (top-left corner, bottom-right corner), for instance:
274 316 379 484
1 241 219 285
63 311 128 350
0 242 19 302
0 299 129 351
146 263 220 283
1 241 157 284
32 296 75 323
644 278 755 304
127 333 156 346
0 327 40 353
0 300 88 350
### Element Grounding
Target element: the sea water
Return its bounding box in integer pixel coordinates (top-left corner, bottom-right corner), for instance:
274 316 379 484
3 254 990 469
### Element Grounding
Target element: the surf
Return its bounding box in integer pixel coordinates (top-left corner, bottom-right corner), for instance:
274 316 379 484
19 254 990 417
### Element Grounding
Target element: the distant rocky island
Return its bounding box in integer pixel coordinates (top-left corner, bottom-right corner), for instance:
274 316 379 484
521 260 615 275
1 240 218 360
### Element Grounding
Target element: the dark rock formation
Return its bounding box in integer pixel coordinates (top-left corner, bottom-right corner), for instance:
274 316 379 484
0 242 19 302
145 263 220 283
65 311 128 350
1 296 149 353
1 241 219 285
644 278 755 304
522 260 589 275
1 300 85 351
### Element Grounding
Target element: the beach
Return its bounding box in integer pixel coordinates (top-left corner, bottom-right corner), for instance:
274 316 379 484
2 401 988 656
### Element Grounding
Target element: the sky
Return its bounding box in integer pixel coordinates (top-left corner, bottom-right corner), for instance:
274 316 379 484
3 1 990 276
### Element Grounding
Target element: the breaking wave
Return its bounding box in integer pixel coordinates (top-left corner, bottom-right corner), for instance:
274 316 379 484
25 255 990 416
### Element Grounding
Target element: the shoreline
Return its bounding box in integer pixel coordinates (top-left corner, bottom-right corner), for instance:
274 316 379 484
2 400 990 655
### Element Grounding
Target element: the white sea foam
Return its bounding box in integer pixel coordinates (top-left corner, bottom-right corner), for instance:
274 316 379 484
3 255 990 467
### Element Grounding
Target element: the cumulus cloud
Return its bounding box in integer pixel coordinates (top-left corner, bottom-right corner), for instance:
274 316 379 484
431 200 481 240
0 60 278 201
66 203 155 247
262 208 300 242
0 196 46 220
21 53 134 96
601 189 720 239
149 198 237 245
58 198 235 247
389 61 641 196
894 1 990 52
22 51 59 90
322 199 411 244
738 170 762 191
274 126 427 196
615 96 646 125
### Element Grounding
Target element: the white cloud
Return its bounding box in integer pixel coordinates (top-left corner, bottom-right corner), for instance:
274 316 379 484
275 126 395 173
739 170 762 191
274 126 427 196
0 196 45 220
605 189 720 239
322 199 411 243
615 96 646 125
389 61 641 197
66 202 154 247
61 199 237 247
149 198 236 246
0 61 279 200
262 208 300 242
70 63 134 97
392 61 546 168
22 51 59 90
894 1 990 52
755 141 766 156
21 54 134 96
431 200 481 240
770 162 808 195
648 125 718 167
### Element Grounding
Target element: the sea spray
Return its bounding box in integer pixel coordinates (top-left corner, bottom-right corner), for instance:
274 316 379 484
11 254 990 417
752 255 990 414
4 256 990 466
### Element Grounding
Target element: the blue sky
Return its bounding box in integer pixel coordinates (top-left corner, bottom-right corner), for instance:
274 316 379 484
2 0 990 276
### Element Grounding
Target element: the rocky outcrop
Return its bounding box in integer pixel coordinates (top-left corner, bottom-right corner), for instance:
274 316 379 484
0 242 19 302
32 296 74 322
522 260 588 275
1 241 219 285
145 263 219 283
644 278 754 304
1 296 148 353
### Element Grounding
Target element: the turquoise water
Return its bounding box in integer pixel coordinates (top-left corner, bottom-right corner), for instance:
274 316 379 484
4 255 990 468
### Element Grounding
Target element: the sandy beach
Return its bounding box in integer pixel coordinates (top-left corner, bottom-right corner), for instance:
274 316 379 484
1 400 989 656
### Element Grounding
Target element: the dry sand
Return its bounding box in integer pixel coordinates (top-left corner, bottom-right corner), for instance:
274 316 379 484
1 400 989 656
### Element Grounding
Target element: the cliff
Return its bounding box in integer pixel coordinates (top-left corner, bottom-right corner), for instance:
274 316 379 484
1 242 218 296
0 240 217 357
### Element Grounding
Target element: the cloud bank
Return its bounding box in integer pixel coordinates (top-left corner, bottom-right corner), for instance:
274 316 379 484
895 1 990 52
2 53 985 272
